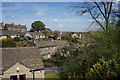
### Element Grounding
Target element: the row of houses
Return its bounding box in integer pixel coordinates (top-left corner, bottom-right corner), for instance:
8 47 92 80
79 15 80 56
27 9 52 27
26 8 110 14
0 30 45 40
0 30 86 40
54 30 87 40
0 22 27 32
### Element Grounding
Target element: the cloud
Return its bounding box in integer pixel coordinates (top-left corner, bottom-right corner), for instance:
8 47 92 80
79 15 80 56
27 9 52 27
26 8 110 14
58 24 63 28
53 19 58 23
36 11 45 16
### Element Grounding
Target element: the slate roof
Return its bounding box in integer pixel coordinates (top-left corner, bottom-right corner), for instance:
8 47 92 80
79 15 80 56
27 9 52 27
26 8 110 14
28 32 45 36
0 30 26 36
34 40 69 48
1 47 44 72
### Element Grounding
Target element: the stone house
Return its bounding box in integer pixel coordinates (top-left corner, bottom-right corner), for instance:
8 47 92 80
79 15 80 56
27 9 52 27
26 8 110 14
0 47 44 80
25 32 45 39
4 23 27 32
71 33 81 39
0 22 4 30
71 32 87 39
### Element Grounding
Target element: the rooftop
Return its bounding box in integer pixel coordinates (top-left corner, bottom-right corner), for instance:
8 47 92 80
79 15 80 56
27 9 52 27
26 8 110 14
1 47 44 72
34 40 69 48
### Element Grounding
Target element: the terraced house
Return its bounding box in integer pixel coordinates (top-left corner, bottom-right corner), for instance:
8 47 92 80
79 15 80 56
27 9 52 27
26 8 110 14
4 23 27 32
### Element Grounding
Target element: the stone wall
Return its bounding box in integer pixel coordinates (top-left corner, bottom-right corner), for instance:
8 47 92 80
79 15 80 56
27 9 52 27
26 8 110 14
2 63 44 79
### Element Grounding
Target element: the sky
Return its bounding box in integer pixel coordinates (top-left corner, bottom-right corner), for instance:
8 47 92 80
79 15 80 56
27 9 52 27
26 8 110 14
1 2 119 32
1 2 93 32
2 0 118 2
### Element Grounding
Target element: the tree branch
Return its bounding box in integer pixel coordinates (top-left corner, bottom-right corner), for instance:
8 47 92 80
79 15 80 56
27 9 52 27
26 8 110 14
107 2 113 19
87 21 95 30
102 2 107 18
89 11 105 30
94 2 106 19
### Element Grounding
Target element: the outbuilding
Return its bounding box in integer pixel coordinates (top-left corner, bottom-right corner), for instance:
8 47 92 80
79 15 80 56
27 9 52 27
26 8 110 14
0 47 44 80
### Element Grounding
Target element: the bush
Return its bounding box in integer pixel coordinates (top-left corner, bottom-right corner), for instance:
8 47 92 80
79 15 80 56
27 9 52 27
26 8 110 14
38 38 50 41
2 38 16 47
20 37 28 41
61 34 73 42
87 57 120 79
14 37 21 41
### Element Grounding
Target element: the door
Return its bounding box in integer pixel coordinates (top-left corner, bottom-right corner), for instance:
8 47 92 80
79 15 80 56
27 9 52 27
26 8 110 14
10 75 18 80
19 74 26 80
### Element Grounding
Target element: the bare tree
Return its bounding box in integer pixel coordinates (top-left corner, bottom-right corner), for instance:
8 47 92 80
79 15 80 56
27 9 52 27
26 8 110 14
71 1 118 31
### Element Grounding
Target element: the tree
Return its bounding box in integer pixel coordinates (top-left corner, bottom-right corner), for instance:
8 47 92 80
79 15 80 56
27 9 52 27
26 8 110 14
62 26 120 79
61 2 120 79
31 21 45 32
41 28 54 37
72 1 117 31
62 53 94 78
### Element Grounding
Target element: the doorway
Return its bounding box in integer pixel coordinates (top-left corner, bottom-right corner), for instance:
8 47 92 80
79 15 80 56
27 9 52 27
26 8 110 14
10 74 26 80
10 75 17 80
19 74 26 80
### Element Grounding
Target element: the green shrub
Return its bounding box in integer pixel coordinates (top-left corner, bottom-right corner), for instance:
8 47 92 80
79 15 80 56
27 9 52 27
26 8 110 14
2 38 16 47
61 34 73 42
14 37 21 41
20 37 28 41
87 57 120 79
38 38 50 41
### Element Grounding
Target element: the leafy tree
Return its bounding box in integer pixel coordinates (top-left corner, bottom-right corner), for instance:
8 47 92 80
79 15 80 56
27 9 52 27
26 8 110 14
62 53 94 78
31 21 45 32
41 29 54 37
62 2 119 79
61 2 119 79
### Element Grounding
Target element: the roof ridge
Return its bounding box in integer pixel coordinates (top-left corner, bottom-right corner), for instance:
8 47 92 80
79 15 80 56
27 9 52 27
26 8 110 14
0 47 37 49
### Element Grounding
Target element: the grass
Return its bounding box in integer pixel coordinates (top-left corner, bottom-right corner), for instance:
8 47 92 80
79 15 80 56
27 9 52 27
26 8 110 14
45 72 61 79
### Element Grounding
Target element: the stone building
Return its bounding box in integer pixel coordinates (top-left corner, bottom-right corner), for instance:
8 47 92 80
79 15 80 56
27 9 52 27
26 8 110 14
34 40 69 59
0 47 44 80
4 23 27 32
0 22 4 30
